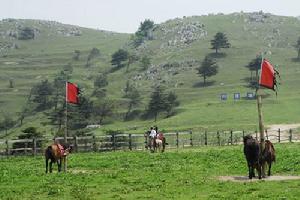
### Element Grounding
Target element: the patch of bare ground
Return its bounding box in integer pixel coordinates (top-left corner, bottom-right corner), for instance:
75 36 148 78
218 175 300 182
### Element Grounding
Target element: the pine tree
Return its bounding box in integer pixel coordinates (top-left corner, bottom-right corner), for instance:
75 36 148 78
197 56 218 86
147 86 167 121
210 32 230 54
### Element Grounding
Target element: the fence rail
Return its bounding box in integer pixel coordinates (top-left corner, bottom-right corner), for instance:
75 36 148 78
0 128 299 157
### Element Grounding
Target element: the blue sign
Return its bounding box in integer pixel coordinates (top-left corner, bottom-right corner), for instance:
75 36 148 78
246 92 255 99
220 93 227 101
234 93 240 100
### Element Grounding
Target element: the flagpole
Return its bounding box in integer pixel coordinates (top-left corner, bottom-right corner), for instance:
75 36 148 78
256 52 265 177
64 81 68 172
65 81 68 143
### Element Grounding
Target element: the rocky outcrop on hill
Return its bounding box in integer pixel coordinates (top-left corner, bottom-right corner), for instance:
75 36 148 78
155 18 207 49
246 11 271 23
131 59 199 87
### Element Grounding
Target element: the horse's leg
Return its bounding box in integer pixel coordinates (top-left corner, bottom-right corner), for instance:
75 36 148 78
261 162 266 178
57 159 61 172
45 158 49 173
49 161 53 173
256 164 262 179
162 138 165 153
268 161 272 176
248 163 252 179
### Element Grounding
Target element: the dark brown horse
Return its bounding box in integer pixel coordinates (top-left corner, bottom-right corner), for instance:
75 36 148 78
243 135 262 179
261 140 276 176
45 144 71 173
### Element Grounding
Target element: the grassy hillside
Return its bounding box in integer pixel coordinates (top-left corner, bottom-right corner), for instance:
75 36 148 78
1 12 300 138
1 143 300 199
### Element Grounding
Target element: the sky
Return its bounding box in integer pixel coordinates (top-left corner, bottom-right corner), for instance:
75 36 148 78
1 0 299 33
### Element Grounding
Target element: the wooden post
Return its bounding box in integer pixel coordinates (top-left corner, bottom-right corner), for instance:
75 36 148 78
256 93 265 177
93 135 97 152
204 131 207 146
112 134 116 151
265 129 268 140
289 129 292 143
230 130 233 145
33 138 37 156
278 128 281 143
24 141 28 155
6 140 9 156
217 131 220 146
129 134 132 150
190 131 193 147
74 136 78 153
176 132 179 149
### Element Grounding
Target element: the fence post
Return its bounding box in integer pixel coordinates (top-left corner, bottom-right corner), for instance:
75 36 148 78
176 132 179 149
112 134 116 151
204 131 207 146
6 140 9 156
73 136 78 152
129 134 132 150
190 131 193 147
278 128 281 143
289 129 292 143
230 130 233 145
144 134 148 150
217 131 220 146
33 138 37 156
25 141 28 155
242 130 245 138
93 135 97 152
265 129 268 140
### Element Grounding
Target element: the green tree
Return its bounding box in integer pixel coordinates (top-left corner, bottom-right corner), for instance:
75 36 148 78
73 50 81 61
295 37 300 60
18 27 35 40
210 32 230 54
124 87 142 120
111 49 129 69
147 86 167 122
132 19 154 47
140 56 151 70
32 79 54 111
68 96 94 131
86 48 100 67
126 53 139 72
197 56 218 86
93 73 108 98
165 92 180 117
93 99 115 124
245 55 262 82
0 114 14 135
9 78 14 88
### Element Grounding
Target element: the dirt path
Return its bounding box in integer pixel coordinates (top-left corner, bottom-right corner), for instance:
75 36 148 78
218 175 300 182
259 123 300 142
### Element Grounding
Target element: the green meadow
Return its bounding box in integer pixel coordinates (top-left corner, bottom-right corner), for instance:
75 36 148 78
1 143 300 200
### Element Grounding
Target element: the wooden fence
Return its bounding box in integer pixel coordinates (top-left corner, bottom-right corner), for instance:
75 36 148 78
0 128 299 157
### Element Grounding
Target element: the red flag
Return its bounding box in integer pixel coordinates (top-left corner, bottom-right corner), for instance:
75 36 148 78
66 82 79 104
259 59 279 91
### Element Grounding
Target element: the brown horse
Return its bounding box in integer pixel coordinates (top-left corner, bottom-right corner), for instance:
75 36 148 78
261 140 276 176
45 144 71 173
243 135 262 179
153 133 167 153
